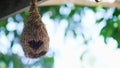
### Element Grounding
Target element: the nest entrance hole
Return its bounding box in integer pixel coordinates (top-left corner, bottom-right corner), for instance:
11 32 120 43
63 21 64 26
28 40 43 50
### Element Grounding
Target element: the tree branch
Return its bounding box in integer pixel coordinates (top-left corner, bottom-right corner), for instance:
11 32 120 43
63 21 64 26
0 0 120 22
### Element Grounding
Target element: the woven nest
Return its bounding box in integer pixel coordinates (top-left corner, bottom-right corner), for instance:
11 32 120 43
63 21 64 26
20 0 49 58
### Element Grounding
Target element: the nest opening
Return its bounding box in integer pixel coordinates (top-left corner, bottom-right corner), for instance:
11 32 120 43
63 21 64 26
28 40 43 50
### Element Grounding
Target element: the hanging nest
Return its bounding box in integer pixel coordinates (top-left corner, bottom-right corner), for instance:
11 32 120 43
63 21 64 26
20 0 49 58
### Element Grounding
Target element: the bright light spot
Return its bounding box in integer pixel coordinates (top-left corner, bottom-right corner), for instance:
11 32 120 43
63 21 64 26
102 0 115 3
59 19 68 28
6 21 17 31
12 43 24 57
118 14 120 20
81 8 96 28
0 61 7 68
90 0 115 3
95 8 105 20
104 8 115 20
106 38 118 49
15 14 23 22
42 13 55 36
7 32 14 42
59 6 71 16
73 13 81 22
66 3 74 9
113 23 118 28
8 17 14 22
16 21 24 35
0 31 10 54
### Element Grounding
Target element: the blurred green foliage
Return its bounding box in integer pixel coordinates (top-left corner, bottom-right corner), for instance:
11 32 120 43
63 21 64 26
100 8 120 48
0 53 23 68
0 4 120 68
39 5 120 48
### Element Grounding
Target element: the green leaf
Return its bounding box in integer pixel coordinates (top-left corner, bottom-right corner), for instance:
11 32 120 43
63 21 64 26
0 53 10 67
0 19 7 27
96 18 104 23
72 30 77 37
42 57 54 68
12 54 23 68
39 6 51 16
10 41 14 48
113 8 120 16
68 10 76 18
117 44 120 48
43 57 54 63
0 61 7 68
21 11 29 23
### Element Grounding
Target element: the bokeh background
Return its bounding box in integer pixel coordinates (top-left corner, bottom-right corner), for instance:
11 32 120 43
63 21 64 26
0 2 120 68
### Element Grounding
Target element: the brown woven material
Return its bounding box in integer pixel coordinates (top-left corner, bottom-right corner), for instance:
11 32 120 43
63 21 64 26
20 0 49 58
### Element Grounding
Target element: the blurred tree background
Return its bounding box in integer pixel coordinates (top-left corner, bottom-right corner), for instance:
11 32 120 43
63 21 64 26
0 1 120 68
